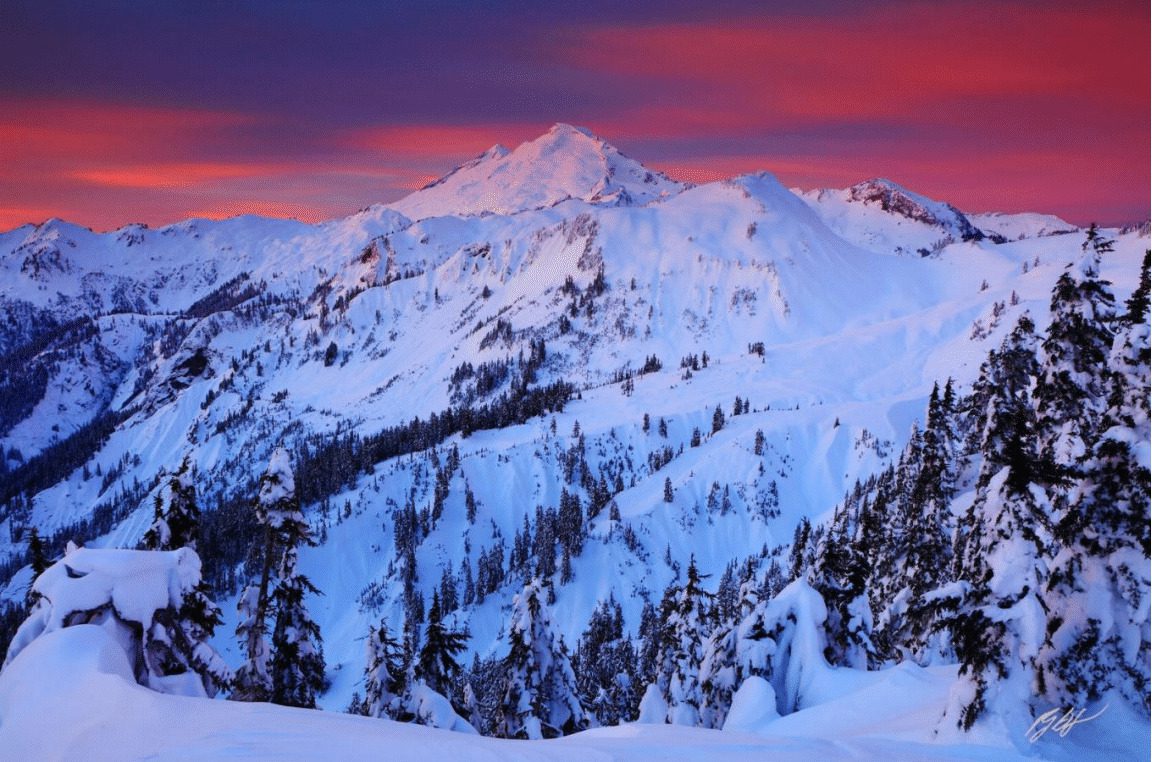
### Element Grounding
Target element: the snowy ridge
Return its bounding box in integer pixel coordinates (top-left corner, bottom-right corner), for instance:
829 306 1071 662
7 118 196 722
968 211 1078 241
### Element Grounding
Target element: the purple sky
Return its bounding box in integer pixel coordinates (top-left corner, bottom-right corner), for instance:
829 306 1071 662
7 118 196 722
2 0 1147 231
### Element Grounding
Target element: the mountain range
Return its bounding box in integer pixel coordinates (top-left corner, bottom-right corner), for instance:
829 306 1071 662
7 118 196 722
0 124 1147 760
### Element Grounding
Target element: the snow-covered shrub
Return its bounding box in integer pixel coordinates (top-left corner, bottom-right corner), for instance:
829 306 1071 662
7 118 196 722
3 543 230 697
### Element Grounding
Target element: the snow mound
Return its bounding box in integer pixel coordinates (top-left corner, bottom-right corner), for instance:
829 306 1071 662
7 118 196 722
723 676 779 732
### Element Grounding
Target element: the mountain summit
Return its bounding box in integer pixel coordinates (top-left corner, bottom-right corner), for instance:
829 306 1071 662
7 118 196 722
390 123 686 220
845 178 984 241
797 177 988 256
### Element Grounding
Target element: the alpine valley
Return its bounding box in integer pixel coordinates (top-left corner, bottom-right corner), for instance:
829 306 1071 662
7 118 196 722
0 125 1147 761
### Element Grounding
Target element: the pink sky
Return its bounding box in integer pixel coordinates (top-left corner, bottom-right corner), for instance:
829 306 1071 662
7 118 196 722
2 1 1147 231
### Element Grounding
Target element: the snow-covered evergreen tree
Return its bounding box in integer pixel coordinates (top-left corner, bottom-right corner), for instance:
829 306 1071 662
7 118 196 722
497 578 589 739
1037 255 1151 712
869 384 960 665
233 582 272 702
137 454 228 694
573 595 636 727
270 545 325 708
1034 233 1116 469
176 578 230 697
809 498 874 669
5 545 230 698
234 448 324 705
717 577 831 718
142 455 200 552
945 315 1059 730
361 619 405 719
652 556 713 725
416 590 467 704
697 575 767 728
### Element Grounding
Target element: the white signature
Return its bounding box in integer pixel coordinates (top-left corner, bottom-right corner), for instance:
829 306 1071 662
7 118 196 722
1026 705 1108 742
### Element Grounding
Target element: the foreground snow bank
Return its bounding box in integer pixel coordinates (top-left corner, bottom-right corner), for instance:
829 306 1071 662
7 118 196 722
2 623 1145 761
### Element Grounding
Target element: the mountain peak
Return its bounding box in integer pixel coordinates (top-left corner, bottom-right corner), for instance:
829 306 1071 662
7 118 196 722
479 143 511 161
845 178 984 243
390 125 686 220
546 122 595 139
848 178 924 204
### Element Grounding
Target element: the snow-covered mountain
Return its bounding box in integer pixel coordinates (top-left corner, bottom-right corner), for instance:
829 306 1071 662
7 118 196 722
968 211 1078 241
0 125 1147 760
797 178 988 256
391 123 686 220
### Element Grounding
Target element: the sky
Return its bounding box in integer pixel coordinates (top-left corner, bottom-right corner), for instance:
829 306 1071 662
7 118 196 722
1 0 1147 232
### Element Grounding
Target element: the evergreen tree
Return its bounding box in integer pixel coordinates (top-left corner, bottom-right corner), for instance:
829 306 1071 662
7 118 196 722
1038 263 1151 711
703 577 830 720
175 575 230 697
137 454 227 693
1123 250 1150 324
946 315 1059 730
653 556 713 725
362 619 406 719
270 546 325 708
557 488 584 557
26 527 49 605
439 566 458 613
27 527 48 577
234 448 324 705
809 500 874 669
234 583 272 702
533 507 557 580
574 595 637 727
697 575 766 728
10 544 231 698
712 404 725 434
461 557 475 607
464 485 478 524
142 455 200 551
1034 240 1116 469
787 517 811 581
636 599 663 687
417 590 467 702
870 385 960 665
498 578 589 738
